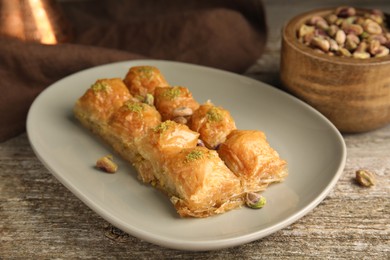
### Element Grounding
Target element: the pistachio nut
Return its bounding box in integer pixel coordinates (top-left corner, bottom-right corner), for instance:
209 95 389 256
369 39 381 55
375 46 389 57
342 22 364 35
353 51 370 59
298 24 315 39
96 155 118 173
335 29 346 45
245 192 266 209
310 36 330 52
363 19 383 35
308 15 327 26
325 14 338 24
327 24 339 37
172 107 193 117
172 116 188 124
338 47 352 57
356 41 368 52
335 6 356 18
329 38 340 51
355 169 376 187
196 139 205 147
144 93 154 106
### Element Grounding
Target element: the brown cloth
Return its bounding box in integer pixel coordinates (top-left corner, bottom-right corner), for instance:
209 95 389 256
0 0 267 142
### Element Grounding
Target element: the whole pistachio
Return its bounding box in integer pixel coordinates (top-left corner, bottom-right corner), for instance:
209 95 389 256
369 39 381 55
303 33 315 45
298 24 315 39
345 36 358 51
348 16 358 24
363 19 383 34
368 34 387 44
96 155 118 173
316 19 329 30
342 22 364 35
172 107 193 117
353 51 370 59
375 46 389 57
355 17 366 26
356 41 368 52
338 47 352 57
327 24 339 37
246 193 267 209
335 18 344 26
347 33 360 44
172 116 188 124
308 15 327 26
329 38 340 51
335 29 347 45
311 36 330 52
365 13 383 24
335 6 356 18
355 169 376 187
325 14 338 24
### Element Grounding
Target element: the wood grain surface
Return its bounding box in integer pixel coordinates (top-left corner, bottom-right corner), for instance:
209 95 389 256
1 0 389 259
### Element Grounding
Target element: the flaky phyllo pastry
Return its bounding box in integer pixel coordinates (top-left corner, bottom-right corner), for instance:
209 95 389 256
74 66 288 218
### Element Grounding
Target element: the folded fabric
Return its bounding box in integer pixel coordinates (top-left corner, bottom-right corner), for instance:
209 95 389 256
0 0 267 142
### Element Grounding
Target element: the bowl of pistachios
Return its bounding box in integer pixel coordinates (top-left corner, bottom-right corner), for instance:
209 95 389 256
280 6 390 133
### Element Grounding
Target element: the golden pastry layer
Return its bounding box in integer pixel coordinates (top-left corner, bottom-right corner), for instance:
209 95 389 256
74 66 288 218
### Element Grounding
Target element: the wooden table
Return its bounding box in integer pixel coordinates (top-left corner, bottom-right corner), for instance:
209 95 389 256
1 1 389 258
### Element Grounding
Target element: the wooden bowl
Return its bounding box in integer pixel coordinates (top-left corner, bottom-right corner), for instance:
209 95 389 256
280 8 390 133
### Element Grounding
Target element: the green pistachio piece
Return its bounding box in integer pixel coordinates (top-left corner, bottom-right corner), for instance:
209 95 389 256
246 193 266 209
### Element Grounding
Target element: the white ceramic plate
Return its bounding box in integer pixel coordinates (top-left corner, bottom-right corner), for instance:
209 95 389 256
27 60 346 251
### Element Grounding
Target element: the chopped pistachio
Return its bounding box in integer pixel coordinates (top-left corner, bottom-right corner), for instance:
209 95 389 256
153 120 175 133
184 149 204 163
125 102 144 113
162 87 181 100
206 107 223 122
91 81 109 93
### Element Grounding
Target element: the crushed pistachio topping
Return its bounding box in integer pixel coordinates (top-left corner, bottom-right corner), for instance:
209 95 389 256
162 87 181 100
91 81 109 93
153 120 175 133
184 149 205 163
125 102 144 113
136 66 154 78
206 107 223 122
